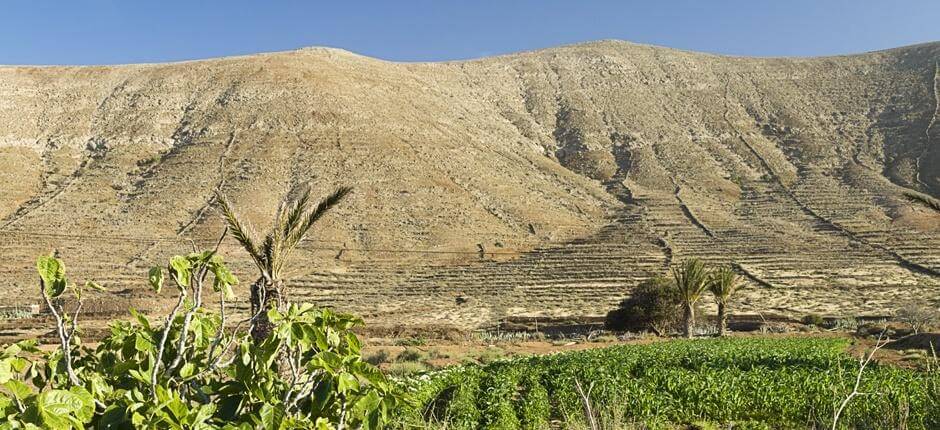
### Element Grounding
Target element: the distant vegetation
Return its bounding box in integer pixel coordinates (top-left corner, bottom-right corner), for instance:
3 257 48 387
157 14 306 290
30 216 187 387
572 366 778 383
607 259 744 337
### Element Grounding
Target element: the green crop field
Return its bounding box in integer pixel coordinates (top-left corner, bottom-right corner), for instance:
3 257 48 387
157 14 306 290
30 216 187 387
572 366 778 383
397 338 940 429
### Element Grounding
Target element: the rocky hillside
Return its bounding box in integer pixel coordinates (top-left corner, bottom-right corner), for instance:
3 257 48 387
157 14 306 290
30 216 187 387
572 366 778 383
1 41 938 331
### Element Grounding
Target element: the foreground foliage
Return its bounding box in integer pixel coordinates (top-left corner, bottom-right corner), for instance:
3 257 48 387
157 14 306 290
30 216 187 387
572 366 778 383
0 252 404 429
399 338 940 429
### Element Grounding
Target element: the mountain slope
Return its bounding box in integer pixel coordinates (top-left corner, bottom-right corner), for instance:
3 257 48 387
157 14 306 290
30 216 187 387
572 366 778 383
1 41 938 330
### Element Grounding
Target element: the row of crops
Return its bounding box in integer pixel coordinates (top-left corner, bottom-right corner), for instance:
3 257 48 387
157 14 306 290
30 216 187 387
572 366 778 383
396 337 940 429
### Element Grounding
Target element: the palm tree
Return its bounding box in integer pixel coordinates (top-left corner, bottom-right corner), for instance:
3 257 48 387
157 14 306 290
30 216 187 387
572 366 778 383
217 185 351 341
708 266 743 336
672 258 710 338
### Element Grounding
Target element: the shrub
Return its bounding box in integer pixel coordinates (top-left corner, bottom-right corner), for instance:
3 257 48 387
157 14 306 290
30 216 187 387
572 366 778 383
802 313 826 327
394 337 426 346
364 349 391 365
474 348 508 365
0 251 405 429
606 276 682 334
386 361 429 377
396 348 427 363
897 302 938 335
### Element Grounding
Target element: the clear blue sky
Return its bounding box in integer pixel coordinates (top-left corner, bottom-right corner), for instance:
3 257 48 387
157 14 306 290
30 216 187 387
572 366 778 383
2 1 939 65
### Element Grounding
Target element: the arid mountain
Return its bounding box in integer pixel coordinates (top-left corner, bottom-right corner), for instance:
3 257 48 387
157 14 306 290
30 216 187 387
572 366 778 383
1 41 938 333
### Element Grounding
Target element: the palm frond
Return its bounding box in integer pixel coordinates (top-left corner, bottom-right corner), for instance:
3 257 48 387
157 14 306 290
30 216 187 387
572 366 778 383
216 192 264 271
672 258 710 303
282 186 312 239
269 220 285 278
285 186 352 252
708 266 742 303
261 234 275 276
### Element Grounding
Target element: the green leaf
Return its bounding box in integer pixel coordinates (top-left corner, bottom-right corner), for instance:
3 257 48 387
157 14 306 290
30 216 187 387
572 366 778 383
211 261 239 297
337 372 360 393
188 250 215 265
35 389 91 428
36 255 67 298
179 362 195 379
221 283 235 301
84 281 105 292
149 267 164 294
134 333 153 353
168 256 191 288
4 379 32 400
2 343 22 358
67 386 95 422
0 359 11 384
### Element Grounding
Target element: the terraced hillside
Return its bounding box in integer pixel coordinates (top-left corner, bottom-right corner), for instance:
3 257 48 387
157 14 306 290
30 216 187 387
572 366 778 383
0 41 938 334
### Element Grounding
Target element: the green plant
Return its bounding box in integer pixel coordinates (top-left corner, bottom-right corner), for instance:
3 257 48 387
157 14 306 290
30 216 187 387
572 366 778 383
707 266 744 336
672 259 711 338
803 313 826 327
396 349 427 363
364 349 391 366
400 338 940 429
217 184 351 342
606 276 682 335
472 348 508 365
386 361 429 377
393 338 426 347
0 251 405 429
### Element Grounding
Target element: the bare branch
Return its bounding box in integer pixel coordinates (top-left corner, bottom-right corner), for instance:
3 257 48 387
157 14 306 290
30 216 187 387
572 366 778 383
832 332 890 430
168 228 227 375
152 279 187 399
574 378 598 430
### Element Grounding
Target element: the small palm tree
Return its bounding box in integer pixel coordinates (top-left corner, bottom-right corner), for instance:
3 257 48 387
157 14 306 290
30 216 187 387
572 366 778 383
217 185 351 341
672 258 710 338
708 266 743 336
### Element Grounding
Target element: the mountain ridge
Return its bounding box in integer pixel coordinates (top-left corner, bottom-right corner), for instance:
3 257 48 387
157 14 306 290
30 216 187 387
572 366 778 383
5 39 940 69
0 40 938 333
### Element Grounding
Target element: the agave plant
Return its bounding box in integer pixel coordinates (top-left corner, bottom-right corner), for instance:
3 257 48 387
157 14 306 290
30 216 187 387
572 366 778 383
708 265 743 336
672 258 710 338
217 185 351 341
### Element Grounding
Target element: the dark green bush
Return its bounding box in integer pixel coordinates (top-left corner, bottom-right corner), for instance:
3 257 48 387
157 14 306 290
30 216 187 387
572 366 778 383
802 313 826 327
606 276 682 334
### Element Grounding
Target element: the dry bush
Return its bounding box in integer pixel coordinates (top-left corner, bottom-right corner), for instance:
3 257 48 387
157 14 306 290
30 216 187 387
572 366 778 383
896 302 938 335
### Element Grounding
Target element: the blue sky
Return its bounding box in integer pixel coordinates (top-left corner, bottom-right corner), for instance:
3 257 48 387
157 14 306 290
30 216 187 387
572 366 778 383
2 1 939 65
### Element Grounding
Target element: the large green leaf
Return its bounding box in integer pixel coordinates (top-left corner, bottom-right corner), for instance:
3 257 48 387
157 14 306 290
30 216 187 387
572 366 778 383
168 255 191 288
36 255 67 298
3 379 32 400
33 388 93 428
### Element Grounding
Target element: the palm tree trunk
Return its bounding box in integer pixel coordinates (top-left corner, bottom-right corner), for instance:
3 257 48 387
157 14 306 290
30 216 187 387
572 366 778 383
717 302 727 337
684 303 694 338
249 278 282 342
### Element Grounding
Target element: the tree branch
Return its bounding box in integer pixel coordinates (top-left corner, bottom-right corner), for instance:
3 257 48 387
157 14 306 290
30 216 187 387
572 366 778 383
39 278 81 387
832 332 889 429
